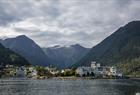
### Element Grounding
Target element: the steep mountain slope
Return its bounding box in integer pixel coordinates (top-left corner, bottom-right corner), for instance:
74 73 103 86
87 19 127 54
43 44 90 68
117 57 140 77
75 21 140 67
1 35 50 66
0 43 29 66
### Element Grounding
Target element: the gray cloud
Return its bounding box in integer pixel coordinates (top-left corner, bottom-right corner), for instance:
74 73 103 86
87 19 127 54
0 0 140 48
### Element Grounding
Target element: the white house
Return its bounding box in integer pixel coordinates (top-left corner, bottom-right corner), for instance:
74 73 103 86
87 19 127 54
31 69 38 78
76 67 84 76
91 62 103 75
107 66 123 77
109 66 117 76
32 69 37 76
76 67 94 77
29 67 38 77
61 70 65 73
76 62 102 77
91 61 96 68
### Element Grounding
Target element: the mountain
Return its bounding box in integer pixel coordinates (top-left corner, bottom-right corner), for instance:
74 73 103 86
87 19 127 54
0 43 29 66
43 44 90 68
75 21 140 68
1 35 50 66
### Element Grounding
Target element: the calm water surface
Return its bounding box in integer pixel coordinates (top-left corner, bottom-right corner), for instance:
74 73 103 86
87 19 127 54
0 78 139 95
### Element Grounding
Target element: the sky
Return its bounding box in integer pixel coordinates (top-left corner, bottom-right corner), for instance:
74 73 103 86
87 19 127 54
0 0 140 48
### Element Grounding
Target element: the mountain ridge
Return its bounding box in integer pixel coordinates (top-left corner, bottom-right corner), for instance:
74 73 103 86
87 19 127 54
74 21 140 67
1 35 50 66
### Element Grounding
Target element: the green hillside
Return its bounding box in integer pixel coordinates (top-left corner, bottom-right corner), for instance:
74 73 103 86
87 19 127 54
0 43 30 66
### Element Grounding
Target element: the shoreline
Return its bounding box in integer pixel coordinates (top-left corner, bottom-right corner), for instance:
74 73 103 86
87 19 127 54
1 76 140 80
0 78 140 81
129 77 140 80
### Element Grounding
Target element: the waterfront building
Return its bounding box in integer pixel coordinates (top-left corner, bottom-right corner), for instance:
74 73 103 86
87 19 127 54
32 69 38 78
76 61 123 78
76 67 94 77
61 70 65 73
109 66 117 76
26 66 38 78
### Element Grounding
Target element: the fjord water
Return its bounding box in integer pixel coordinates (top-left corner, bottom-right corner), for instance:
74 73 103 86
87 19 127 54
0 79 139 95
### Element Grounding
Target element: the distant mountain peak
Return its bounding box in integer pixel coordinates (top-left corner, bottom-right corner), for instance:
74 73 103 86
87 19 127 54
71 44 82 48
125 20 140 28
17 35 27 38
52 45 62 49
127 20 140 25
48 44 84 49
0 36 8 40
43 44 90 68
1 35 50 66
15 35 30 40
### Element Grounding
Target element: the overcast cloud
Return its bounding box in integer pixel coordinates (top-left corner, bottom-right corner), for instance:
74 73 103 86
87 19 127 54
0 0 140 48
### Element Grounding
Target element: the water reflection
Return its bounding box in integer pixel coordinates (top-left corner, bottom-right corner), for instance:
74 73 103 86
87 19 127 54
0 79 31 95
0 79 139 95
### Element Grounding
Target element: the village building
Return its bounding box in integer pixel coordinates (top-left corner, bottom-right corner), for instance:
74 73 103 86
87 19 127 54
76 61 123 78
45 67 59 75
25 66 38 78
76 67 94 77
